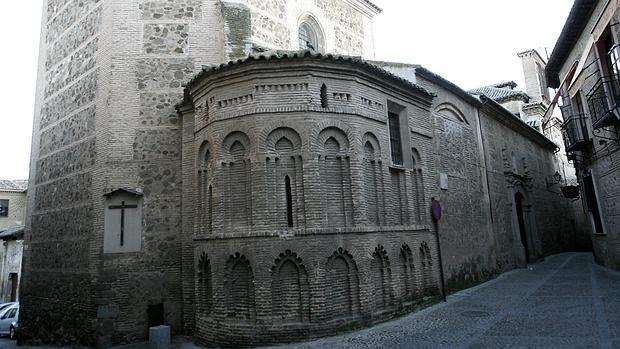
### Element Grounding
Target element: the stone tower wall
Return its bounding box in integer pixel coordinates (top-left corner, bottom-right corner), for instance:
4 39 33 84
21 0 103 345
518 50 550 105
239 0 378 56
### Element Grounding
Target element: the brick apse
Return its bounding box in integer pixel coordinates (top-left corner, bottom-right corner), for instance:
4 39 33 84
177 52 441 347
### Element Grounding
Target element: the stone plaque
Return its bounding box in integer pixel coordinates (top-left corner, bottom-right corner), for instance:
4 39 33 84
103 189 143 253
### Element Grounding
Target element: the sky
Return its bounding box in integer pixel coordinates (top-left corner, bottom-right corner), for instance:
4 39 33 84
0 0 574 180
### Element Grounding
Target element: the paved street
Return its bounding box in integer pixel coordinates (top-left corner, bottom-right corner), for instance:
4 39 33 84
262 253 620 349
0 339 13 349
0 253 617 349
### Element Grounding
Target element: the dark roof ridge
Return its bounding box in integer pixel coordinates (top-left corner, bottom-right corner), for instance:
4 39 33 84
360 0 382 13
478 95 557 150
180 50 435 109
366 60 421 69
469 85 530 104
0 179 28 192
413 67 483 107
546 0 600 87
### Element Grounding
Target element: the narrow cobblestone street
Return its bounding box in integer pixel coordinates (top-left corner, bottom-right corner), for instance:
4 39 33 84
1 253 616 349
262 253 620 349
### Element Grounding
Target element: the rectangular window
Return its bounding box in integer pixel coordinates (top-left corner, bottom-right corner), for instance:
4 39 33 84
388 112 403 166
0 200 8 217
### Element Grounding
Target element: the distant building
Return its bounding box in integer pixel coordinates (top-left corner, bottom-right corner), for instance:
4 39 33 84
0 226 24 302
546 0 620 270
470 50 580 188
0 180 27 230
0 180 27 302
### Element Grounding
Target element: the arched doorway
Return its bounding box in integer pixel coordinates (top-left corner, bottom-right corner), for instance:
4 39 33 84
514 192 530 264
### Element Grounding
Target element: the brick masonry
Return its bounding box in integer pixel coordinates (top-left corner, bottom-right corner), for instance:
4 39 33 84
175 55 590 346
23 0 381 347
22 0 589 347
178 56 439 346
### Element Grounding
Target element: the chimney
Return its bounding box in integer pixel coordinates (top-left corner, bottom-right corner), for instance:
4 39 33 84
517 49 551 105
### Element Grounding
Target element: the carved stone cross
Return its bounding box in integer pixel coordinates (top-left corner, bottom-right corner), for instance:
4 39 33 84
108 201 138 246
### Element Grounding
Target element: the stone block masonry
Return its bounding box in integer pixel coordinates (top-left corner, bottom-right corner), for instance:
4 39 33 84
143 24 189 54
20 0 102 345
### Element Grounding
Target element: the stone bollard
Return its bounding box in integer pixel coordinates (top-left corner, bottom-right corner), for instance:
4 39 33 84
149 325 171 349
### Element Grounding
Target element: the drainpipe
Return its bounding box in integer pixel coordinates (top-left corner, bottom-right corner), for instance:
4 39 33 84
475 107 497 268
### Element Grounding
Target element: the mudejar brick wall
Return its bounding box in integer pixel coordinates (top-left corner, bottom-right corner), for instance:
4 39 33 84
177 52 443 347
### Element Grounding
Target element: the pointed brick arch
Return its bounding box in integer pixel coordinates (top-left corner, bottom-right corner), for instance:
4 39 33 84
196 252 213 315
410 147 426 224
225 253 256 322
264 127 305 229
399 243 416 301
325 248 360 319
362 132 383 225
318 127 350 154
371 245 393 311
435 102 469 125
221 131 251 160
271 250 310 323
265 127 302 154
419 241 436 296
317 127 354 227
221 131 252 229
362 132 381 159
197 141 214 233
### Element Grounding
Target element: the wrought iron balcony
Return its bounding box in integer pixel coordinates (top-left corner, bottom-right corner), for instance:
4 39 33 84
586 74 620 129
562 114 591 152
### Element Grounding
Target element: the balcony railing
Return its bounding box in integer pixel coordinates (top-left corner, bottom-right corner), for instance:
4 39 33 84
586 74 620 129
562 114 591 152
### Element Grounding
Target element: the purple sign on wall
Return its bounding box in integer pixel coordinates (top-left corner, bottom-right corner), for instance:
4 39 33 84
431 199 442 222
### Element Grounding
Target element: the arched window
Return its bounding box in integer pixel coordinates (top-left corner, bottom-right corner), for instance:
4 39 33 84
222 132 252 230
208 185 213 232
285 175 294 227
362 133 383 226
410 147 425 224
265 127 303 230
318 127 353 227
321 84 328 108
298 17 323 51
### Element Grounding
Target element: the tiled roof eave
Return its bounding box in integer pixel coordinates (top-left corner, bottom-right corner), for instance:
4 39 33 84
179 50 435 110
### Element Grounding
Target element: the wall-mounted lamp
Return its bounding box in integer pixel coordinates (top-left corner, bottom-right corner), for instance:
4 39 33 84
546 171 562 188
